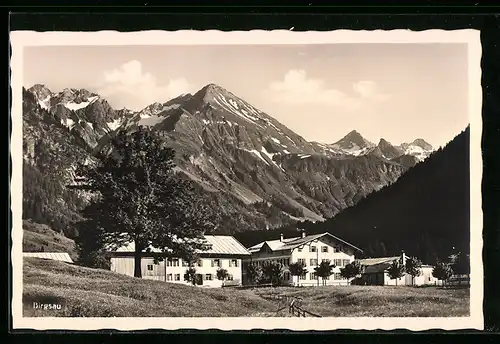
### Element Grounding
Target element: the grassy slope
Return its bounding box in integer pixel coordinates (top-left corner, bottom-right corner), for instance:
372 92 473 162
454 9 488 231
23 258 281 317
22 220 78 261
258 286 470 317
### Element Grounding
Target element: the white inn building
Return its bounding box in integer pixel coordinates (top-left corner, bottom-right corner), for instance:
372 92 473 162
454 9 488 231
107 235 250 288
244 231 363 286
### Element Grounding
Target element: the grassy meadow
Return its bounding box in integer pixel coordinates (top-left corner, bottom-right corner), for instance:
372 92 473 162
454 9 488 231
256 285 470 317
23 257 469 318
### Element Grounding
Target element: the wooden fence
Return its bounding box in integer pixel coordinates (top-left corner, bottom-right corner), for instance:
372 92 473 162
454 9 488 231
261 293 322 318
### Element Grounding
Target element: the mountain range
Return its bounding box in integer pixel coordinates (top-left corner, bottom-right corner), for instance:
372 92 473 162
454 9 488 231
22 83 434 238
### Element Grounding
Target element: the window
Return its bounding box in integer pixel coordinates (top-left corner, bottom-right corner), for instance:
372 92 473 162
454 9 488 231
299 274 306 280
167 274 173 281
205 274 213 281
284 272 290 280
211 259 221 267
297 258 306 266
198 260 203 267
286 258 290 266
310 259 318 266
334 273 342 280
229 259 238 267
147 264 154 271
174 274 181 281
167 259 180 267
227 274 234 281
334 259 342 267
334 246 341 253
310 273 318 280
342 259 350 267
321 246 328 253
322 259 330 264
309 246 317 253
297 247 303 252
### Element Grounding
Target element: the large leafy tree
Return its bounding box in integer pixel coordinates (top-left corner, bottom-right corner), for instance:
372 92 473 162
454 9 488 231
288 261 308 286
387 260 406 286
71 127 216 277
314 260 335 286
405 256 423 286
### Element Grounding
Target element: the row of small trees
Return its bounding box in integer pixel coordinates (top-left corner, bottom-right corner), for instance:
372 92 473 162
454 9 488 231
344 256 464 286
383 254 469 286
184 267 232 286
242 253 469 287
244 259 341 286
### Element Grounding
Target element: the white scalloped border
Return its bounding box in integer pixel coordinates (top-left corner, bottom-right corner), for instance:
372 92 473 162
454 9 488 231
9 29 483 331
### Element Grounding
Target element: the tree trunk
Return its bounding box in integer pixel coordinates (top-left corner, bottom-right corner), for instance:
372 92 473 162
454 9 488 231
134 241 143 278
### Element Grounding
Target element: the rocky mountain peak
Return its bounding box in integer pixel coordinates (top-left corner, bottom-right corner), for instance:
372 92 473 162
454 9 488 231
330 130 374 155
28 84 53 99
377 138 403 160
339 130 371 146
410 138 433 151
378 138 391 146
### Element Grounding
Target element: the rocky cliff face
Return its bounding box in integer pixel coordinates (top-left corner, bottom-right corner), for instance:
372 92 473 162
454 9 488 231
22 83 432 236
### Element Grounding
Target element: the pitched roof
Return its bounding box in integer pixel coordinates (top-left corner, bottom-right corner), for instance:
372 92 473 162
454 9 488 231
357 256 400 266
357 256 400 274
247 232 363 253
112 235 250 256
23 252 74 263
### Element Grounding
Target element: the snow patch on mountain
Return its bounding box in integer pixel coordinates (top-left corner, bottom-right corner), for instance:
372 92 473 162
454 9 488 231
60 118 75 129
64 96 99 111
213 94 262 126
260 146 284 171
39 95 51 110
138 114 165 127
107 118 123 131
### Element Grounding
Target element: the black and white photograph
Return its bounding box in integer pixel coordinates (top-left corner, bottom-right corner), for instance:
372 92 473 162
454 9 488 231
10 29 483 331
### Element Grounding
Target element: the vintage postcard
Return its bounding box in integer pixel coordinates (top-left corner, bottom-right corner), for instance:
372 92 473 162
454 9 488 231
10 29 483 331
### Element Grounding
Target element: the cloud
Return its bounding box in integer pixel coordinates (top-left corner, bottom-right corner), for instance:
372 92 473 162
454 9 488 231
267 69 360 110
267 70 391 110
96 60 191 110
352 80 391 102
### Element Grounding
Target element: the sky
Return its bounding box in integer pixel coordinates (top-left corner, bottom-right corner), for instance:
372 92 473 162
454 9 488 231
23 43 470 148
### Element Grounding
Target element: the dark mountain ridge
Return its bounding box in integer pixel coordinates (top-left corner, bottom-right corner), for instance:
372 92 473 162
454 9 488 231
234 126 470 264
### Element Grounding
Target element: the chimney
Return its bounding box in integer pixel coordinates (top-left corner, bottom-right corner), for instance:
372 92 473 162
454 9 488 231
401 250 406 265
301 230 306 238
280 233 284 242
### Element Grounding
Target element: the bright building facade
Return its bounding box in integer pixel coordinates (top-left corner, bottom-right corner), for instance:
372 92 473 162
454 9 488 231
107 235 250 288
244 231 363 286
356 253 440 286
